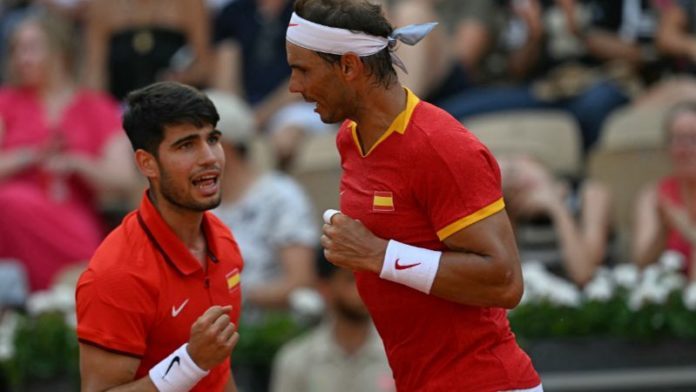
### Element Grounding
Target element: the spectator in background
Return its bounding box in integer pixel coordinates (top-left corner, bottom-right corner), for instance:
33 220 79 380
439 0 658 151
82 0 211 101
271 249 394 392
636 0 696 107
500 155 613 286
211 0 336 170
0 10 136 291
633 102 696 282
388 0 502 101
207 90 317 317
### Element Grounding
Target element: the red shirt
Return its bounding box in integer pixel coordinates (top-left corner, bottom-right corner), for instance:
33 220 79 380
337 89 540 391
76 193 243 391
659 176 693 274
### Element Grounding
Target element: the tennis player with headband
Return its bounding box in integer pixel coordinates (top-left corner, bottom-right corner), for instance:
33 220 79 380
286 0 542 391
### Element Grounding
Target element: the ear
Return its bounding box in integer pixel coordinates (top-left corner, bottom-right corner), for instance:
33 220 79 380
339 52 364 81
134 149 159 179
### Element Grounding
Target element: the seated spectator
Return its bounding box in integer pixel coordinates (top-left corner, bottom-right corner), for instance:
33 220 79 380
500 155 613 286
388 0 502 100
0 10 137 291
439 0 658 151
270 249 394 392
82 0 211 101
635 0 696 107
633 102 696 281
207 90 318 315
211 0 338 170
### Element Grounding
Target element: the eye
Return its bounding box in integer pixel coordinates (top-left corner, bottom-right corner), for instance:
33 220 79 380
208 134 220 144
179 141 193 150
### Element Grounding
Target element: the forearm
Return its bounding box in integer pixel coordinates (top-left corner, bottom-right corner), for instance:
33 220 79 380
547 202 597 286
0 149 36 181
584 30 642 65
72 156 136 195
87 376 158 392
508 36 544 80
429 251 522 308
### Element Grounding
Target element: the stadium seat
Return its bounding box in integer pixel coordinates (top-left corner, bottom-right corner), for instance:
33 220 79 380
463 110 582 178
598 105 670 151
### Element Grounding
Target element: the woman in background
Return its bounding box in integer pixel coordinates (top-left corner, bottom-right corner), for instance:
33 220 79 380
0 11 136 291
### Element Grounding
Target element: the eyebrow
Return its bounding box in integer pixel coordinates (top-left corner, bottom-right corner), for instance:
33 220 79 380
171 133 199 148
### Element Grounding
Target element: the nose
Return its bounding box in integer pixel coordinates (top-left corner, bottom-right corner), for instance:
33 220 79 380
288 72 302 94
199 142 220 167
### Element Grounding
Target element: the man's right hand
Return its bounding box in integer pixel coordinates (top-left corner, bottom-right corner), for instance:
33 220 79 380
187 305 239 370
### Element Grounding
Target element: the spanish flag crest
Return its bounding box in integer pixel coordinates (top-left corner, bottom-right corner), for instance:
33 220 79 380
226 268 240 291
373 191 394 212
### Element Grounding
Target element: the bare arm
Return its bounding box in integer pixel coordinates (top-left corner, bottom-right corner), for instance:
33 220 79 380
656 5 696 61
246 244 315 308
584 29 643 65
210 40 244 96
164 0 212 85
81 306 239 392
507 0 546 80
0 148 40 182
549 181 611 286
79 343 158 392
321 210 523 308
82 0 110 90
45 134 138 197
631 184 666 268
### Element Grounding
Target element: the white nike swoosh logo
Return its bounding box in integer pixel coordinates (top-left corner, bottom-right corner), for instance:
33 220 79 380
171 299 189 317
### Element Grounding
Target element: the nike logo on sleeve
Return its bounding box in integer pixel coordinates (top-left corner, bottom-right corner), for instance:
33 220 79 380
395 258 421 270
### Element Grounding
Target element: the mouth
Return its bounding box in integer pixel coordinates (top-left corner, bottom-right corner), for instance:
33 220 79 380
191 171 220 197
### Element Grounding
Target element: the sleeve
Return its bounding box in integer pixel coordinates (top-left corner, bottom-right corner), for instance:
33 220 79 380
415 129 505 241
270 343 307 392
76 266 158 357
267 177 320 248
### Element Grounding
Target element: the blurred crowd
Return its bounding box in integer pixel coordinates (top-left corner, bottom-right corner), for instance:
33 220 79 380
2 0 696 391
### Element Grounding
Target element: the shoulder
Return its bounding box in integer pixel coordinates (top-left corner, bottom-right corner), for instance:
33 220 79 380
409 103 494 162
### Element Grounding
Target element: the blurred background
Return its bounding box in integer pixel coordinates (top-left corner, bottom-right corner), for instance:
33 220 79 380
1 0 696 391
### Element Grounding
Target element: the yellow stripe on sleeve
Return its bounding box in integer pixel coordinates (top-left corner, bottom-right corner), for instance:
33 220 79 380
436 198 506 240
227 273 240 289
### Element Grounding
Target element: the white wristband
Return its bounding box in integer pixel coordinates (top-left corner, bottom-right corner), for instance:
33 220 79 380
380 240 441 294
149 343 209 392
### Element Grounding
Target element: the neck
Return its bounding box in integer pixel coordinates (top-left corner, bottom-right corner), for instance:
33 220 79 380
148 189 205 250
351 82 406 153
331 315 371 356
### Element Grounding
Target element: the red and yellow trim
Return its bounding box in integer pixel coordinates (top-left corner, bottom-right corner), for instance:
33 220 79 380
226 269 240 291
350 87 420 157
436 198 506 240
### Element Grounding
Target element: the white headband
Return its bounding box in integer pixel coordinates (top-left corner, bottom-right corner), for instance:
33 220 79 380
286 12 437 73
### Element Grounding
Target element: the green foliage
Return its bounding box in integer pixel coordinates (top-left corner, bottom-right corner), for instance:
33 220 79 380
0 312 78 391
233 311 309 366
510 290 696 342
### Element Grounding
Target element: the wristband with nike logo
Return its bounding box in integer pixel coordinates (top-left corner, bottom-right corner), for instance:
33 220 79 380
149 343 209 392
380 240 441 293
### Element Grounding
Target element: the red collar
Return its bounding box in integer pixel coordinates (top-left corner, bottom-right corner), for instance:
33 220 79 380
136 191 219 276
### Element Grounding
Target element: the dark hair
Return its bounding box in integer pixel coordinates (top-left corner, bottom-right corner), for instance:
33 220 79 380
294 0 397 88
122 82 219 155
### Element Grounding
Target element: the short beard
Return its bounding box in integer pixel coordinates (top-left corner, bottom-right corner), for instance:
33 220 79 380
159 165 221 212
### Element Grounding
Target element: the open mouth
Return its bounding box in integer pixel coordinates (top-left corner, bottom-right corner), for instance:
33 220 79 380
192 173 219 195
